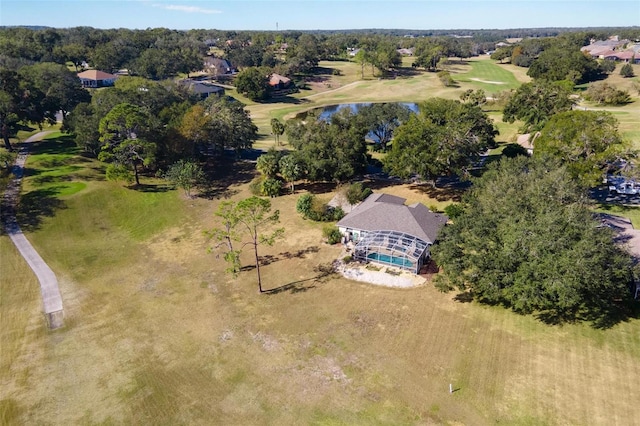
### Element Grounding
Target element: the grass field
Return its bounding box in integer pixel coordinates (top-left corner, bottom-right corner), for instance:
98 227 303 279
451 57 525 93
2 59 640 425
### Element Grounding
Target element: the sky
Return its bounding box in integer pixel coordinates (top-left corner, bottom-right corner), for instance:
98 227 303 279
1 0 639 31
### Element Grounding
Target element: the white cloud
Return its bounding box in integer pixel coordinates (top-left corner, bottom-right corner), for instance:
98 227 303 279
152 3 222 14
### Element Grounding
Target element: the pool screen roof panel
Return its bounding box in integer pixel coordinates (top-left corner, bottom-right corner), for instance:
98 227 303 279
354 229 429 263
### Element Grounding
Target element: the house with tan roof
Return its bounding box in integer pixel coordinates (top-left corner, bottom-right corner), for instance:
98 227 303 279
337 193 448 273
77 70 118 88
268 73 292 90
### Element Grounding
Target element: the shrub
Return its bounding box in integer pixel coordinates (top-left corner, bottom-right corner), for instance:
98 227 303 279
329 206 345 221
620 63 635 78
164 159 204 197
437 70 455 87
105 164 133 184
249 175 265 196
296 193 314 218
444 203 464 219
0 149 15 170
345 182 372 205
585 82 631 105
342 255 353 263
296 193 344 221
323 225 342 244
261 177 282 198
600 59 616 74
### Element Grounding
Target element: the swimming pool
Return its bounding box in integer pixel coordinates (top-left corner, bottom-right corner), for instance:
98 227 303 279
367 252 414 269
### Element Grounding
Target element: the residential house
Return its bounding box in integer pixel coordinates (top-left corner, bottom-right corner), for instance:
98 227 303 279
608 50 636 63
397 48 415 56
77 70 118 88
268 73 293 90
179 79 225 99
203 56 234 76
337 193 448 273
581 37 632 59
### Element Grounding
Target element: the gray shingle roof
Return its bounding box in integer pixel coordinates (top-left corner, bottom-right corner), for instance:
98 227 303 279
337 193 448 243
179 80 225 96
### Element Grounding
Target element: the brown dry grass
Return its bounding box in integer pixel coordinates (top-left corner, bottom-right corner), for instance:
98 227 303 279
3 61 640 426
3 154 640 424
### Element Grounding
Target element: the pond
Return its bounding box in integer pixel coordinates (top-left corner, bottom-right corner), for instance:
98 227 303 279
297 102 419 121
295 102 420 144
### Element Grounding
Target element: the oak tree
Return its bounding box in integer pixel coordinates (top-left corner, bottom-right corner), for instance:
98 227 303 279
432 156 635 326
384 98 497 184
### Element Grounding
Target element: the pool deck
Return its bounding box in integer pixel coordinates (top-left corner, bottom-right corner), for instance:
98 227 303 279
337 249 426 288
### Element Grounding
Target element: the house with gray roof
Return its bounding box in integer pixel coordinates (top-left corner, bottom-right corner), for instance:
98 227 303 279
337 193 448 273
203 56 234 76
179 79 225 99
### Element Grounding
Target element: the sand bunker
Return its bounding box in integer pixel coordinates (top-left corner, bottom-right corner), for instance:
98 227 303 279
469 77 506 85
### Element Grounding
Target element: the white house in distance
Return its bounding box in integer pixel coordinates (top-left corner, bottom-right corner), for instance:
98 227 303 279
337 193 448 274
77 70 118 88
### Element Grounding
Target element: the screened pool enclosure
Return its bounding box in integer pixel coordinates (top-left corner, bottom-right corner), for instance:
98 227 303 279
352 230 430 274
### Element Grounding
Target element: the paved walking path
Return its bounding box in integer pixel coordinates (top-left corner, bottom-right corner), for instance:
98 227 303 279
2 131 64 329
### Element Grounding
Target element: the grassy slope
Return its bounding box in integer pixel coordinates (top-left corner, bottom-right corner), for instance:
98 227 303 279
2 61 640 425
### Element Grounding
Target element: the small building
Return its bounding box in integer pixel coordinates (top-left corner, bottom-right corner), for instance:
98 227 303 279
77 70 118 88
337 193 448 273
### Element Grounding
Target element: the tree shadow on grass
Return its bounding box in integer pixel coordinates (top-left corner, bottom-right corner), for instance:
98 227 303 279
296 181 337 195
534 303 634 329
198 159 256 200
258 246 321 266
131 183 172 193
10 187 67 233
453 292 474 303
408 183 466 202
448 289 639 329
262 96 310 105
263 262 336 295
23 135 78 156
523 296 640 329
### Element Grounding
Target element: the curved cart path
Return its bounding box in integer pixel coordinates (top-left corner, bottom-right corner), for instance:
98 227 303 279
2 131 64 329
